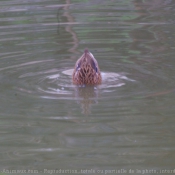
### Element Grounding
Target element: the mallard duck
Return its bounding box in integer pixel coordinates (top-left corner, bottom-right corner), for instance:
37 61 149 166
72 49 102 85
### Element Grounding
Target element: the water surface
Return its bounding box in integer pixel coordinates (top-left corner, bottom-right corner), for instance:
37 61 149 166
0 0 175 174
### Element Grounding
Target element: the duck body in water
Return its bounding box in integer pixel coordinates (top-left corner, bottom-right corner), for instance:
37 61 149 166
72 49 102 85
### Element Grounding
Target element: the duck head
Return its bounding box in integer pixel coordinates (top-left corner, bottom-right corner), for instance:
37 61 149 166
72 49 102 85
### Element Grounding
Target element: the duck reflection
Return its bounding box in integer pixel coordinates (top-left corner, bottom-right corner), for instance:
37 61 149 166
72 49 101 114
74 85 100 115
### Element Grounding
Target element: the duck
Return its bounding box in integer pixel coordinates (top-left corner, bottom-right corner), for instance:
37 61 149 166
72 49 102 85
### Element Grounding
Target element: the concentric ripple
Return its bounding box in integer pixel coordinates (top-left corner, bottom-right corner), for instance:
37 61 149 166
15 62 74 99
0 57 136 101
1 56 173 104
20 69 134 99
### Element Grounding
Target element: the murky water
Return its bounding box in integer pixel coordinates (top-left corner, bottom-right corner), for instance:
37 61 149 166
0 0 175 174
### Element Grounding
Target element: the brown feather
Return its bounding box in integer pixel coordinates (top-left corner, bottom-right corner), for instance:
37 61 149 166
72 50 102 85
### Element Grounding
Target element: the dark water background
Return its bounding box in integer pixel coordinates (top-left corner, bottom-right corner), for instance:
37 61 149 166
0 0 175 174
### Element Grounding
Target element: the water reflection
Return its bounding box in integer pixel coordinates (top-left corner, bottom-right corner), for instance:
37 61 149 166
134 0 173 11
56 0 79 55
131 0 175 57
0 0 175 172
74 86 99 114
63 69 134 114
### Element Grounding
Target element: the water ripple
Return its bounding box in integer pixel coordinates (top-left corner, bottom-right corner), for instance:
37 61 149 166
1 58 170 102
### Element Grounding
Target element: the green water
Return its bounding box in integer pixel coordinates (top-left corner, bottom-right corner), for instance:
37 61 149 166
0 0 175 175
